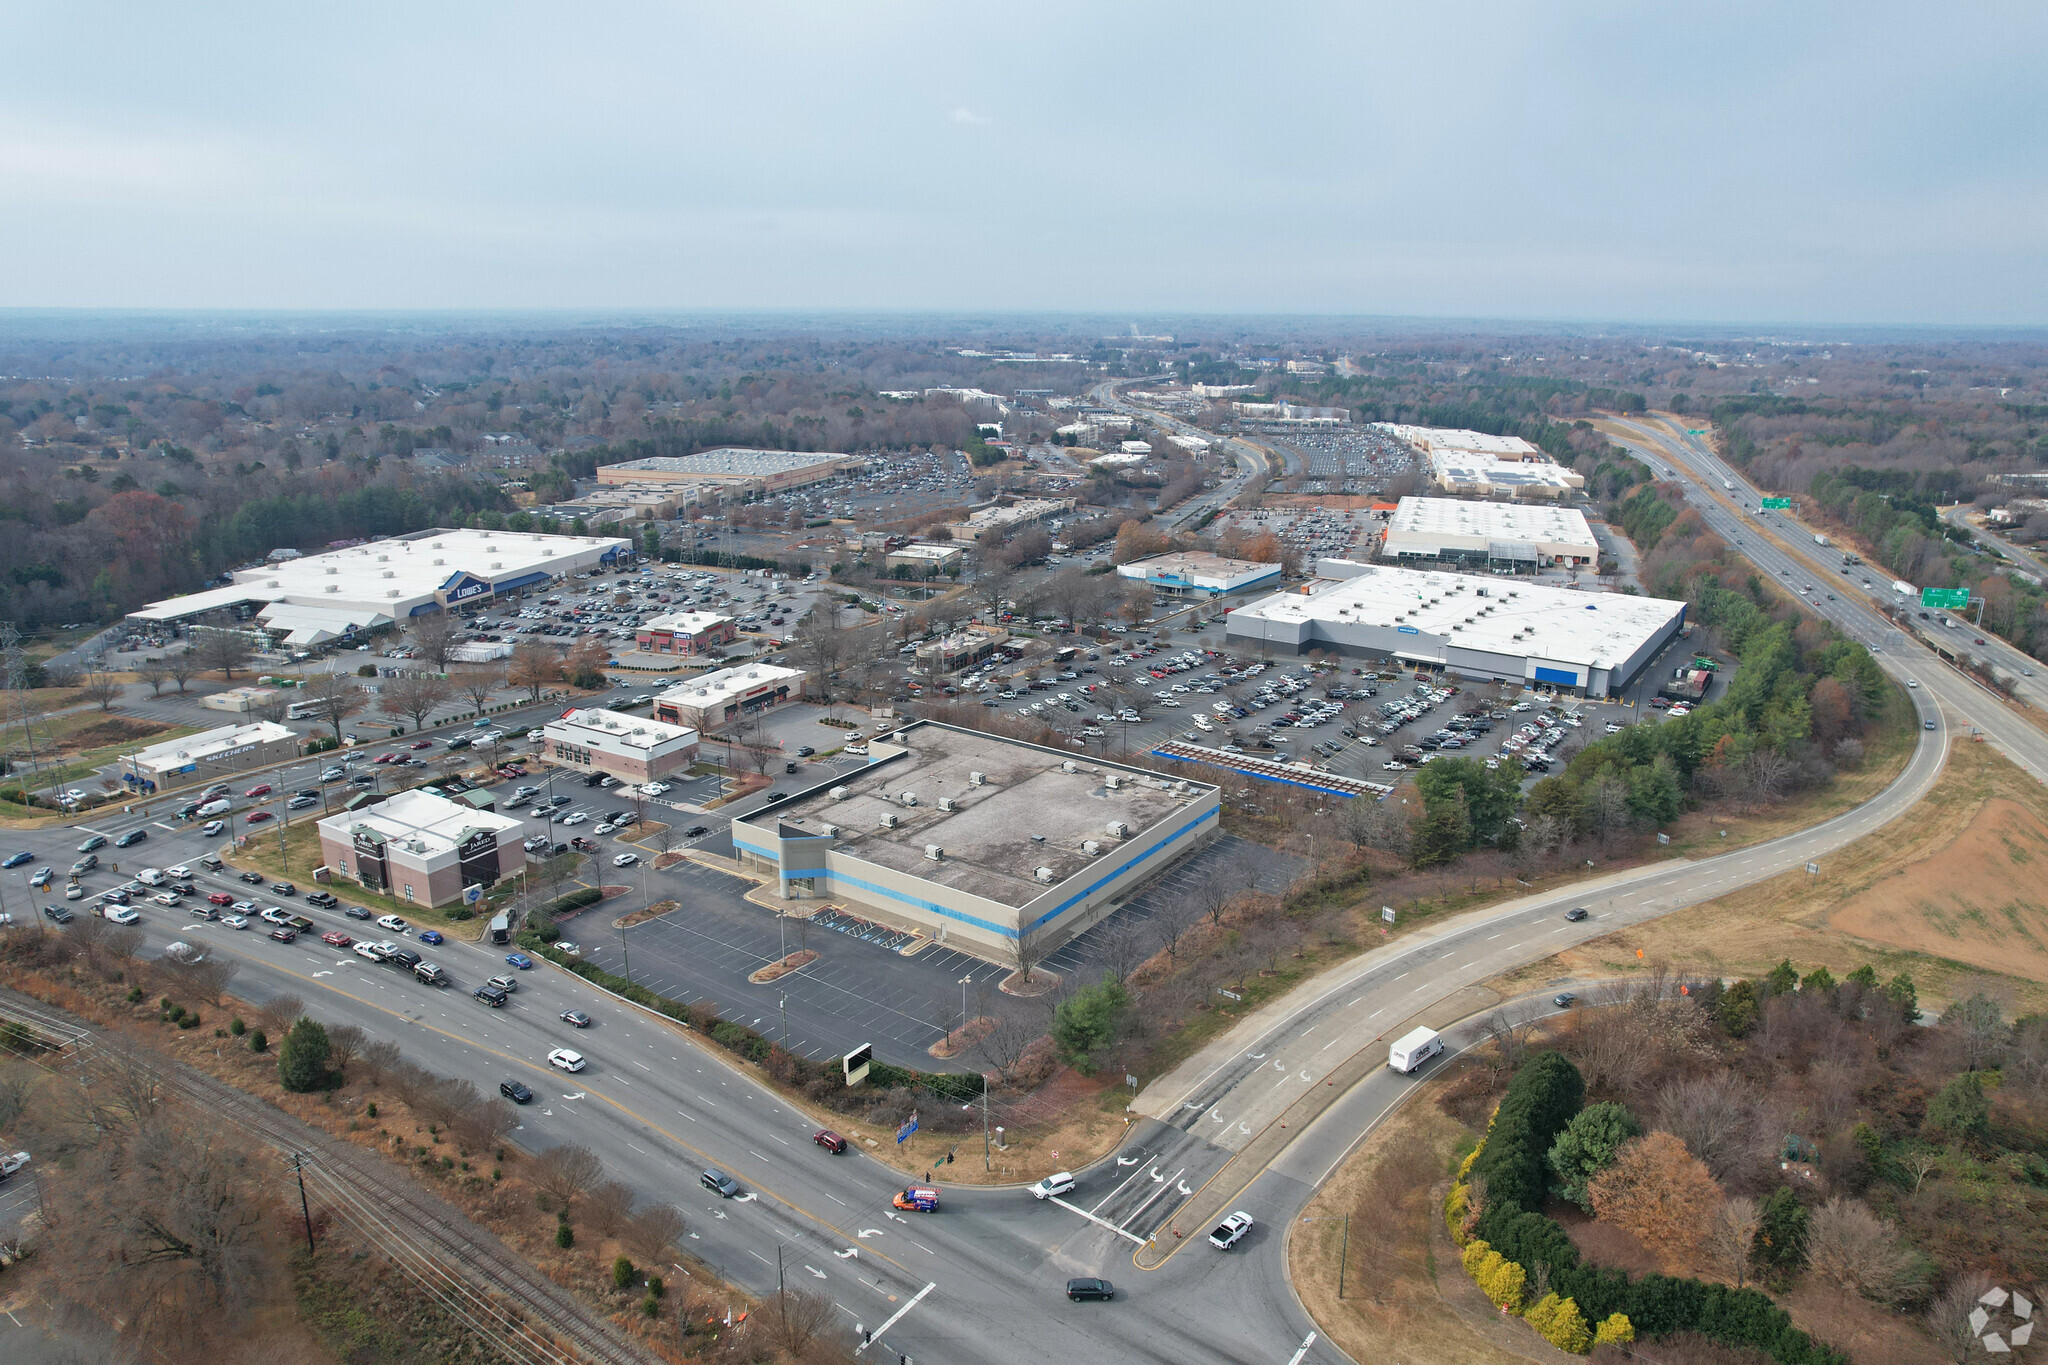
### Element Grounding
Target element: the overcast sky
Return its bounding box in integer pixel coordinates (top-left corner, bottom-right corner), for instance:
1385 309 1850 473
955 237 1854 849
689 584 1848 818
3 2 2043 324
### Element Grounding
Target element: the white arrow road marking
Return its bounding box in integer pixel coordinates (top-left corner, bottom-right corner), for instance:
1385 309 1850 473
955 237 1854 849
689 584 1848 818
1177 1180 1192 1196
1237 1121 1251 1135
885 1211 907 1223
1116 1156 1140 1166
835 1247 859 1259
711 1210 727 1220
1210 1108 1226 1123
1299 1070 1313 1082
687 1231 700 1240
562 1092 585 1100
312 971 334 978
856 1228 885 1239
1148 1166 1163 1182
733 1192 757 1203
1271 1059 1285 1071
1246 1052 1265 1059
805 1265 827 1279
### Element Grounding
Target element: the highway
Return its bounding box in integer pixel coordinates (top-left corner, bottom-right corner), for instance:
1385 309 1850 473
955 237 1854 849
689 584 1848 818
10 408 2039 1363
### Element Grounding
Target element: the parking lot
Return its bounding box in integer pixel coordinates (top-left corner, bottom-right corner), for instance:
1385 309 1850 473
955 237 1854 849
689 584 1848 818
1279 427 1422 495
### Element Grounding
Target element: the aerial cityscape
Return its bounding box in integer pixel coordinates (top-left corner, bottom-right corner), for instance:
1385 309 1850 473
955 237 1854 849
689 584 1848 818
0 6 2043 1365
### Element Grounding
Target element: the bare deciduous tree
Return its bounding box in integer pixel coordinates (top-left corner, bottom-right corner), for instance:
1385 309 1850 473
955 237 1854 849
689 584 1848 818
77 665 121 712
300 671 369 743
163 648 200 693
323 1023 365 1075
975 1011 1043 1088
1806 1196 1926 1305
532 1143 605 1209
1150 897 1197 965
359 1038 402 1081
1701 1196 1762 1289
763 1288 837 1357
450 1096 519 1153
1926 1270 1995 1365
507 638 563 702
254 994 305 1038
584 1180 635 1237
623 1203 686 1262
136 657 170 696
195 631 253 680
411 612 460 672
1654 1073 1768 1182
380 673 453 732
454 665 502 716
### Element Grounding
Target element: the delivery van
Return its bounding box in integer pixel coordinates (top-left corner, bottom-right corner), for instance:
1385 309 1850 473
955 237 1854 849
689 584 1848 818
1387 1027 1443 1075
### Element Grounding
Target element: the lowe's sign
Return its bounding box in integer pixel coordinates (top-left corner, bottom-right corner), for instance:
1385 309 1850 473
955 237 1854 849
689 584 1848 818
440 572 493 605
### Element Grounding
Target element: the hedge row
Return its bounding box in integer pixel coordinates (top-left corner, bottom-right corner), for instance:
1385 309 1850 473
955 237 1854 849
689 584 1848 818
535 887 603 921
514 925 983 1113
1448 1051 1845 1365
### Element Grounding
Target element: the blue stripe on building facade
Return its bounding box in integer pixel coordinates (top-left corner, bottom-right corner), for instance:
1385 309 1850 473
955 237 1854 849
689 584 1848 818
734 804 1218 941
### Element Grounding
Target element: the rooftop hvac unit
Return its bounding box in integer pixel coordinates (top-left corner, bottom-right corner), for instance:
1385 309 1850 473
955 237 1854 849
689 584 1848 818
325 584 339 593
819 822 839 837
899 791 919 807
1030 833 1046 843
325 566 338 575
491 561 503 569
968 771 986 786
1033 866 1056 883
382 570 395 578
1105 820 1130 839
1083 840 1102 856
828 786 849 800
924 844 943 861
1104 774 1121 790
1061 760 1078 774
377 554 389 563
879 813 898 829
937 796 955 812
434 558 445 566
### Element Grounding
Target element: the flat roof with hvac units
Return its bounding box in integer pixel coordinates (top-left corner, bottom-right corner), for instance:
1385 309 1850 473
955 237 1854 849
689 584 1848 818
1226 560 1687 698
1382 497 1600 567
730 721 1219 964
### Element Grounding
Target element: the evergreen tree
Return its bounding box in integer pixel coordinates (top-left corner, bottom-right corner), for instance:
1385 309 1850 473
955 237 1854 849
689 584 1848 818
278 1017 332 1093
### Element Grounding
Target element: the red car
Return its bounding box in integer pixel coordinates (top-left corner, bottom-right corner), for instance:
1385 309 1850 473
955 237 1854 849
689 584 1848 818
320 930 354 948
244 811 273 824
372 753 396 764
388 754 411 766
207 892 234 906
244 783 273 798
409 739 433 749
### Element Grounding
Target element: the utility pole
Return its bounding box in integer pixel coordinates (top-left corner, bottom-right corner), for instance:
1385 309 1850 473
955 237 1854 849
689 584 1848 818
982 1083 992 1171
289 1151 316 1254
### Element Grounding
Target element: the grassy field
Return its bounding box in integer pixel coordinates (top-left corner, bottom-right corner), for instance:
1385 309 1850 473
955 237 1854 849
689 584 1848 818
1489 738 2048 1015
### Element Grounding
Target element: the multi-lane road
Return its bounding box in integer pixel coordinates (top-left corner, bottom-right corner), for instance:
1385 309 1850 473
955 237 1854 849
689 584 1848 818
12 408 2043 1363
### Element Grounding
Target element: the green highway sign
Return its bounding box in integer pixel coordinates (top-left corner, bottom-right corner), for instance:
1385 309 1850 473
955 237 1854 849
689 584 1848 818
1761 497 1792 510
1687 428 1707 435
1921 587 1971 610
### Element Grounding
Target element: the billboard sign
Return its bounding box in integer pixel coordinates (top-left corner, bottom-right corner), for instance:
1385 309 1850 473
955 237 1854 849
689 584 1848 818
1921 587 1971 610
1761 497 1792 510
843 1042 872 1089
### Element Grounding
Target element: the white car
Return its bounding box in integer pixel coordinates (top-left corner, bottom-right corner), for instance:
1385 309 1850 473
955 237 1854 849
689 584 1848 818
165 864 190 878
593 823 616 836
1030 1171 1076 1200
526 729 546 742
613 852 639 867
101 905 140 924
641 781 670 796
376 914 409 933
1208 1210 1255 1250
547 1048 587 1073
151 891 181 906
559 812 588 826
353 940 392 961
0 1151 28 1179
222 914 249 930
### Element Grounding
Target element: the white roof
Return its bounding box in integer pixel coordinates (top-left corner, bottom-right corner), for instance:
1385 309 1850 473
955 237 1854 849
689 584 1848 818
318 788 523 855
1233 563 1685 670
888 543 962 560
642 610 731 635
1387 497 1597 550
1116 551 1280 589
128 721 294 769
545 707 699 751
1380 424 1542 458
128 528 630 623
600 447 851 477
657 663 805 709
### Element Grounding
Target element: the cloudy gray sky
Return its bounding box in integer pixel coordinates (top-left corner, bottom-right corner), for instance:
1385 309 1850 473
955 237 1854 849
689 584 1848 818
3 1 2042 323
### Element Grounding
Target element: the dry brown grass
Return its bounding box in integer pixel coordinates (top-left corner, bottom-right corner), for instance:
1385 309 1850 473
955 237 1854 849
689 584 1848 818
1487 741 2048 1016
1290 1077 1549 1365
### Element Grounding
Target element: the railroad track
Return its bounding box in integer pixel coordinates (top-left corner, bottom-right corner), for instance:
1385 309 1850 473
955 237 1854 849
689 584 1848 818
0 986 652 1365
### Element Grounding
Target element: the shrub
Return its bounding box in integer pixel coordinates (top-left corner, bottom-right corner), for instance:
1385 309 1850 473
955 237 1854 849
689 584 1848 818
1462 1238 1494 1278
640 1295 658 1318
1549 1102 1643 1212
1593 1312 1634 1346
612 1256 636 1290
1925 1073 1990 1144
178 1012 201 1029
556 1224 574 1249
229 1016 246 1036
1753 1188 1809 1277
249 1028 269 1053
1477 1252 1527 1312
646 1274 664 1299
1525 1293 1592 1353
1444 1183 1472 1243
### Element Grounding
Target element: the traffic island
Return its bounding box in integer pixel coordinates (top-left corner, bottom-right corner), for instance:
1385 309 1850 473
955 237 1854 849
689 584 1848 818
747 950 818 984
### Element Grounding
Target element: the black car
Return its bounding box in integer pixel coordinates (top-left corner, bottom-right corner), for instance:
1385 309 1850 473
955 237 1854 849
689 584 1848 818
271 882 296 896
239 870 265 885
683 825 709 838
344 904 373 921
42 904 73 924
296 789 320 800
1553 993 1578 1009
700 1168 741 1198
114 829 147 848
1066 1278 1115 1302
500 1080 534 1104
1564 907 1589 922
350 774 377 787
794 745 814 757
550 794 573 806
306 891 338 908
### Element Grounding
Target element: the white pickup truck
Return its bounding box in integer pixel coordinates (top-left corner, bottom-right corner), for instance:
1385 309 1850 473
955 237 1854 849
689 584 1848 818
1209 1211 1254 1250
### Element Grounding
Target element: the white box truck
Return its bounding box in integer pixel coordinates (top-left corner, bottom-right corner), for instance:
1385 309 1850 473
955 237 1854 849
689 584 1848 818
1387 1027 1443 1074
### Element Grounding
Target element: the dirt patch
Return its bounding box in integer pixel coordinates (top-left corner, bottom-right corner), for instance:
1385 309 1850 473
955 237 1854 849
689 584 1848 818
1827 796 2048 981
612 899 679 930
998 967 1060 997
65 715 171 749
747 949 818 984
652 851 689 870
1550 1203 1662 1278
927 1015 995 1060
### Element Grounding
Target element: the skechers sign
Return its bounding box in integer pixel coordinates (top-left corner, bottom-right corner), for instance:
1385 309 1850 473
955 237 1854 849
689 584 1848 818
439 573 493 605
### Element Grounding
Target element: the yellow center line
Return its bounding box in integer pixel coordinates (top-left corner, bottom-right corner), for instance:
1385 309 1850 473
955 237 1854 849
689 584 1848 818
239 952 914 1276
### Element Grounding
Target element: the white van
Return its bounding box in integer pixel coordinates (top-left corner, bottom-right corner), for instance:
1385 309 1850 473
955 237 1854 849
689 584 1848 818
136 868 167 887
196 799 232 819
1387 1027 1443 1075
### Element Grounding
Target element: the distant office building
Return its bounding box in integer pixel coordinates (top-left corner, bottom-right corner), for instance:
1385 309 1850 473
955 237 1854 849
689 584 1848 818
542 707 700 784
635 610 737 657
595 447 859 493
1116 551 1283 598
885 543 965 575
653 663 807 733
